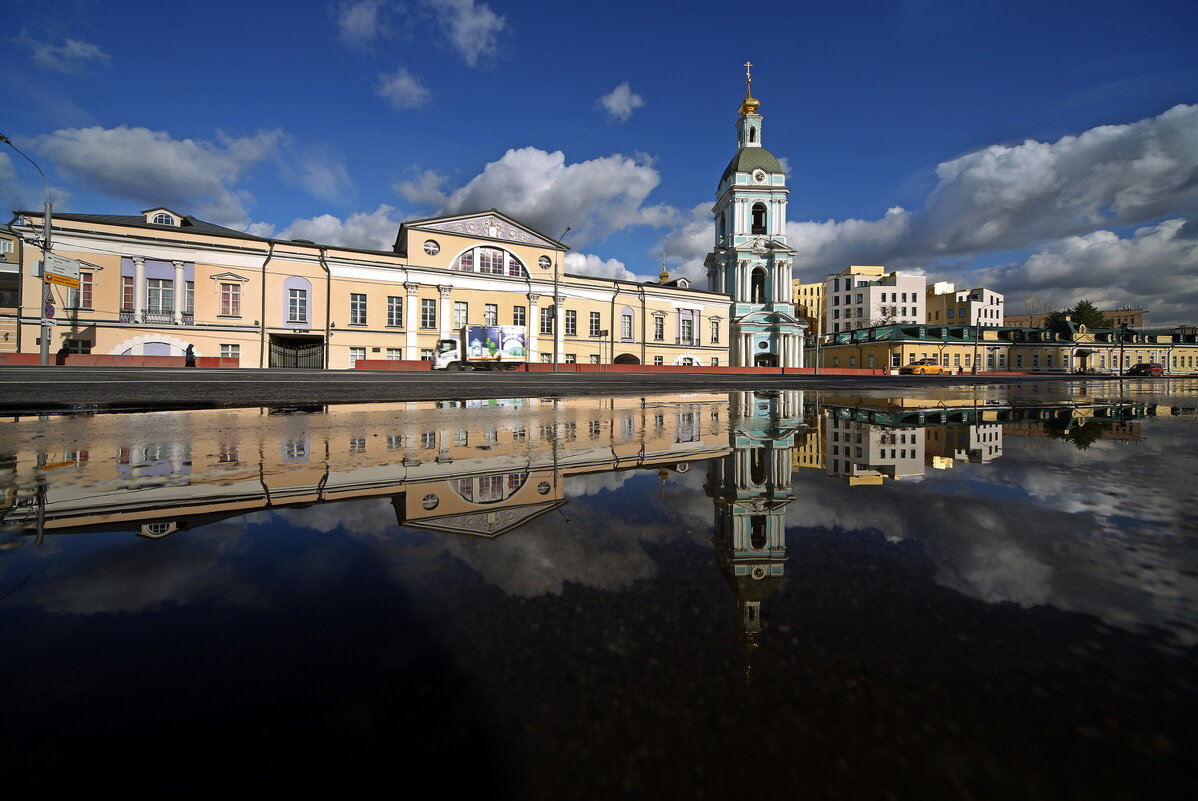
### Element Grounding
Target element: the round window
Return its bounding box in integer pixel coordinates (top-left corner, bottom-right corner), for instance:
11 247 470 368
421 493 439 510
758 341 769 349
423 240 440 256
536 481 551 495
538 255 552 271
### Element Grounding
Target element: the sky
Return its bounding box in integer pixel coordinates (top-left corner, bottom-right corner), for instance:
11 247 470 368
2 0 1197 324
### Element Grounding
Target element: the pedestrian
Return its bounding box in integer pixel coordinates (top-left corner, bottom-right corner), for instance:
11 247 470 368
56 344 70 365
184 343 196 367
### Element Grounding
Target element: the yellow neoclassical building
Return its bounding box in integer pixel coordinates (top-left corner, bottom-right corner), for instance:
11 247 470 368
1 207 731 368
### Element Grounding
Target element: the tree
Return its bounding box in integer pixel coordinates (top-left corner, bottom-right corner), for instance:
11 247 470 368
1020 293 1053 327
1044 299 1113 329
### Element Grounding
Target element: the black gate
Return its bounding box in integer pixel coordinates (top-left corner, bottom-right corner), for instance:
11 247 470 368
270 336 325 368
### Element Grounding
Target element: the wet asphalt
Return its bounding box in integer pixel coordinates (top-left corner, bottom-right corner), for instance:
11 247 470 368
0 365 1131 413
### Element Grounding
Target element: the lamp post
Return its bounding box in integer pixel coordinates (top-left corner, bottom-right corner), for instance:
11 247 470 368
1119 321 1128 376
553 226 572 372
1 133 53 366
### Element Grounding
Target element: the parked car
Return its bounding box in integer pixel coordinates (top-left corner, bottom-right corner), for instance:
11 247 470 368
1125 362 1164 376
898 358 946 375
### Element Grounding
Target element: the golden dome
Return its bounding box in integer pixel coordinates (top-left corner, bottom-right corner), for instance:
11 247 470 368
739 94 760 115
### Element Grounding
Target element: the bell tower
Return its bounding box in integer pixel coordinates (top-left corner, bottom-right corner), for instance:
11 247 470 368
706 63 807 367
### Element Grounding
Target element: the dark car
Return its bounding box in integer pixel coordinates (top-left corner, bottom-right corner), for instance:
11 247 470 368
1125 363 1164 376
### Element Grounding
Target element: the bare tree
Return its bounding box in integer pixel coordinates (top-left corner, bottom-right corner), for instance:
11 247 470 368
1020 293 1053 327
870 305 899 327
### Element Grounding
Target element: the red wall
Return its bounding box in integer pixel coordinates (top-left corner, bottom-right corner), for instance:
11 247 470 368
0 354 239 368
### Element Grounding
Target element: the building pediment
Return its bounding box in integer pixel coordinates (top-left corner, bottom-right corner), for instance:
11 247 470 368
397 209 566 254
403 499 567 538
737 309 807 327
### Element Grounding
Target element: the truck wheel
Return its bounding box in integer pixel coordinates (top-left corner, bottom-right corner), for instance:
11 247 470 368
447 362 463 372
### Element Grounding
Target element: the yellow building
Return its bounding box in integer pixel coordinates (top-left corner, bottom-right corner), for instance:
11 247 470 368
2 207 731 368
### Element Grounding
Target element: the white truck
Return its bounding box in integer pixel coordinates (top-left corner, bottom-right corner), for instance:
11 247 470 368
433 325 528 371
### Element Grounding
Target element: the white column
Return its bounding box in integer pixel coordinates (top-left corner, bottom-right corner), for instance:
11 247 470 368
554 291 564 364
404 283 420 360
438 285 452 339
527 293 540 362
172 260 185 324
133 257 146 322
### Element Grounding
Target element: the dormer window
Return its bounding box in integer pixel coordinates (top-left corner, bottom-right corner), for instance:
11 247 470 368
153 213 174 225
143 208 180 226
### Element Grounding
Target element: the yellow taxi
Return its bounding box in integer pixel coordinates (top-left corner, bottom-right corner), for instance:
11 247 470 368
898 358 946 375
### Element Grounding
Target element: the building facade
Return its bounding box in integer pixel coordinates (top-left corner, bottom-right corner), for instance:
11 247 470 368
704 66 807 366
925 281 1004 327
2 207 731 368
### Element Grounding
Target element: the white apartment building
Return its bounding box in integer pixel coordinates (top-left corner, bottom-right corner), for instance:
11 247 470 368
825 416 926 484
825 265 926 334
926 282 1005 327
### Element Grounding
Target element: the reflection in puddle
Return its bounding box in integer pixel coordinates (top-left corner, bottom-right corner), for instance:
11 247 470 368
1 386 1196 797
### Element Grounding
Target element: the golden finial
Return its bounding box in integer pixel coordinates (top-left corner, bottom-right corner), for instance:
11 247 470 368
659 250 669 283
739 60 760 115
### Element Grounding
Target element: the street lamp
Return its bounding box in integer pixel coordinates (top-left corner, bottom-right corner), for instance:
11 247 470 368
553 226 572 373
1119 321 1128 376
1 133 53 366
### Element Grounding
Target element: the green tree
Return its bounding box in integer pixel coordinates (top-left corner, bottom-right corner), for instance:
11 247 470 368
1044 299 1113 329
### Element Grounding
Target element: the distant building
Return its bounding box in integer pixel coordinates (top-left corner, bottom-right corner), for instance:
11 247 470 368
1006 306 1145 329
823 265 925 334
925 282 1004 327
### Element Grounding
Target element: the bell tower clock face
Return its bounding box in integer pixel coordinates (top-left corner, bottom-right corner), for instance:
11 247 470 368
752 169 767 184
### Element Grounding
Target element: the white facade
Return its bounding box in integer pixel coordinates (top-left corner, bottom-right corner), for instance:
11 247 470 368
826 269 926 333
927 282 1005 327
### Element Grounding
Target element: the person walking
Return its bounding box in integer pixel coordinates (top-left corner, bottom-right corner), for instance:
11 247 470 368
184 344 196 367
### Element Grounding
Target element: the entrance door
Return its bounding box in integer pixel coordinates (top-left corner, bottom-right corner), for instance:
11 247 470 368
754 353 777 367
270 336 325 368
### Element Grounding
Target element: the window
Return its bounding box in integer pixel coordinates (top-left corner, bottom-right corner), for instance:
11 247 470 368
654 317 664 340
484 303 498 325
386 348 402 360
387 296 402 327
152 212 173 225
589 312 601 337
68 271 93 309
621 313 633 340
478 247 504 275
454 301 468 328
751 202 767 234
711 321 719 343
540 353 551 363
513 305 526 327
589 355 600 364
0 238 11 255
221 283 241 316
122 276 134 311
147 278 174 314
540 306 554 334
681 318 693 343
220 344 240 363
452 246 527 277
421 299 436 328
712 357 719 367
349 347 366 367
64 338 91 354
566 311 577 336
289 288 308 323
420 348 433 361
565 353 576 363
653 355 663 365
186 281 194 315
350 293 367 325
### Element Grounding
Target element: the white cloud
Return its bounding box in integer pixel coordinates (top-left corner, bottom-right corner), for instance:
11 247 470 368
395 146 666 246
424 0 506 68
335 0 392 48
33 125 283 227
277 203 406 250
563 252 641 282
21 36 111 75
598 82 645 122
377 67 431 109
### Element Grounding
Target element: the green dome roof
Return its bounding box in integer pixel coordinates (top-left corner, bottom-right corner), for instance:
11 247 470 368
719 147 782 187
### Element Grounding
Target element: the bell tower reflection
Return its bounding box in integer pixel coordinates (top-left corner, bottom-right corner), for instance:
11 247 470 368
705 390 804 676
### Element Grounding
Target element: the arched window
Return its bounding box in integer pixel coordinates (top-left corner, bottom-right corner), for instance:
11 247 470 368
620 306 634 340
750 516 767 549
152 213 174 226
750 449 767 485
751 268 767 303
452 246 528 278
749 127 756 143
717 211 726 241
751 202 767 234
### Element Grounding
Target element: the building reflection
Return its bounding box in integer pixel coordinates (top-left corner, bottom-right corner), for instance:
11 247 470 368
0 391 1164 677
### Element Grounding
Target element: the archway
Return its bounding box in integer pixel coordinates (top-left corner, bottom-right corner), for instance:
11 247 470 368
754 353 777 367
613 353 640 365
751 268 767 303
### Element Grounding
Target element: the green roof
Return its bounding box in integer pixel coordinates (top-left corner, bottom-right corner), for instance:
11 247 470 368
719 147 783 187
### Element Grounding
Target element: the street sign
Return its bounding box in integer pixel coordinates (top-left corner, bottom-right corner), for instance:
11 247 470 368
44 303 55 319
42 253 81 289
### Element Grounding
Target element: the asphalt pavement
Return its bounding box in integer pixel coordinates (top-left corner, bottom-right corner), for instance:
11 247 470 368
0 365 1126 414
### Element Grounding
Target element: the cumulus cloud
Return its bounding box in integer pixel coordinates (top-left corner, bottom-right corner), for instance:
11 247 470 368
563 252 641 282
424 0 506 68
335 0 393 48
277 203 406 249
598 82 645 122
30 126 353 228
20 36 111 74
395 146 666 246
33 125 281 227
377 67 431 109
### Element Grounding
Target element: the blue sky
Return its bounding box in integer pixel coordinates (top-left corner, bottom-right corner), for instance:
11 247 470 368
3 0 1197 323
